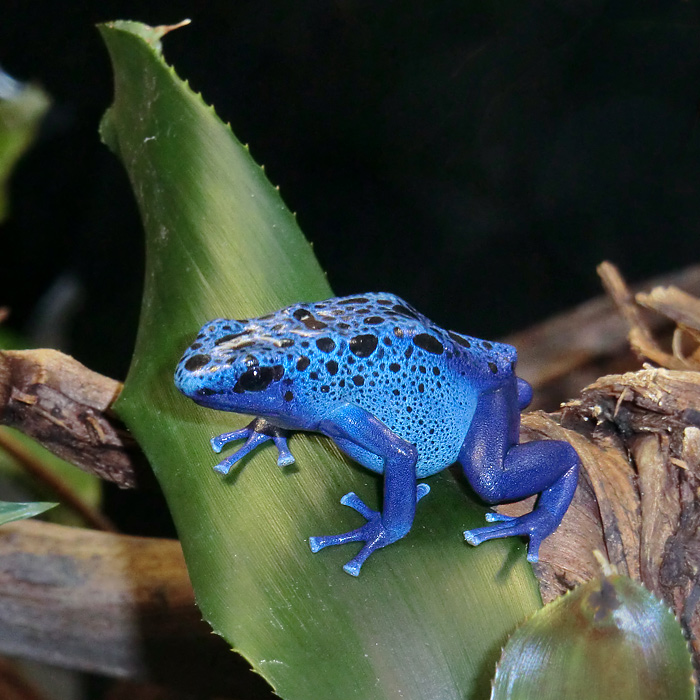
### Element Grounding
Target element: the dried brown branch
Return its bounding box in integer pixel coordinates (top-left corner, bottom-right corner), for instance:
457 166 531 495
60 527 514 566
517 262 700 670
0 518 271 698
0 349 151 489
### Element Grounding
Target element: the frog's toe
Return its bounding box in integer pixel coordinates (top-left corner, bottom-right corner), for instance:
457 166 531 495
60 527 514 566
340 492 377 519
464 509 558 563
211 428 250 453
272 435 295 467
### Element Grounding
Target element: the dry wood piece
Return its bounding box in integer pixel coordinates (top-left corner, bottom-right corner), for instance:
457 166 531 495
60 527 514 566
0 349 150 488
0 519 271 698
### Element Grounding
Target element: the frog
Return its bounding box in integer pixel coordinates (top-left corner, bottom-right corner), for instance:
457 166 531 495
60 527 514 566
174 293 579 576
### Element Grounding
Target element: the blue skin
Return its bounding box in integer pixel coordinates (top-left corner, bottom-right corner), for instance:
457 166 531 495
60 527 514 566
174 293 579 576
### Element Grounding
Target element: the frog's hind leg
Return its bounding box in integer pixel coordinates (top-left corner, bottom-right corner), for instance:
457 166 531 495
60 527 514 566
459 386 579 562
308 403 428 576
210 418 295 474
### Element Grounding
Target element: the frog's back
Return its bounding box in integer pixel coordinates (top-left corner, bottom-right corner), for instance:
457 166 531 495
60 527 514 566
253 294 515 476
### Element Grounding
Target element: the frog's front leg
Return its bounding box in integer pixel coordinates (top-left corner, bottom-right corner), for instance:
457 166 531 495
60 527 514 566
460 385 579 562
308 403 428 576
211 418 295 474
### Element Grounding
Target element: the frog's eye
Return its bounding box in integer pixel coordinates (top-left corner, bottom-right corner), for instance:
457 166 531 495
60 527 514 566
235 365 285 393
237 366 274 392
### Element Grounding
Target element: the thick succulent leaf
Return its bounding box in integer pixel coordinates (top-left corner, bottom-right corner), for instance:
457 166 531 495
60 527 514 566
0 499 56 525
492 574 694 699
0 68 49 222
100 20 541 700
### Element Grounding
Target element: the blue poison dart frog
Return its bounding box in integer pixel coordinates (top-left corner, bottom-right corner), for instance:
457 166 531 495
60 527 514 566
175 293 579 576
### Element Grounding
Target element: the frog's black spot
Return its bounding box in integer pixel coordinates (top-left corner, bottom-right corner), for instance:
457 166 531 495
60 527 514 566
230 340 255 351
222 325 232 331
488 362 498 374
392 389 400 396
482 341 493 350
407 406 413 413
304 318 328 330
348 356 356 365
284 391 294 402
225 357 237 365
339 379 346 388
377 298 393 305
315 303 327 309
356 308 371 315
321 385 330 393
364 316 384 325
316 337 336 353
184 354 211 371
383 337 392 346
433 367 440 376
309 371 319 380
393 327 404 339
413 334 444 355
389 363 400 372
271 324 284 331
278 338 294 348
296 356 310 371
301 341 310 348
419 365 426 373
197 387 216 397
418 383 425 393
339 297 369 305
272 365 284 381
318 314 335 322
337 322 351 330
293 308 327 330
404 346 414 359
349 334 378 358
196 333 205 340
234 365 280 393
190 342 202 350
448 331 471 348
208 326 216 332
352 375 365 386
392 304 417 318
325 360 339 375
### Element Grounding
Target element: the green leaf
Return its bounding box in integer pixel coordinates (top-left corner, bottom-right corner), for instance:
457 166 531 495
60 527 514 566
0 69 50 222
100 20 541 699
0 499 56 525
492 574 695 700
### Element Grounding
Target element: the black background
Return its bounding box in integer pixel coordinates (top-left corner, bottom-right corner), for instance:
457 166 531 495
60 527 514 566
3 2 700 380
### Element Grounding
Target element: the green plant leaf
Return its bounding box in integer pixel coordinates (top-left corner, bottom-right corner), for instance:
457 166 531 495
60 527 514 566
100 20 541 700
0 499 56 525
492 574 694 700
0 69 50 222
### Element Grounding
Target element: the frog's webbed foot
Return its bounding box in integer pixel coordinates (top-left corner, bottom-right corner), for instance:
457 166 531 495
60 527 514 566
309 484 430 576
211 418 294 474
464 507 559 563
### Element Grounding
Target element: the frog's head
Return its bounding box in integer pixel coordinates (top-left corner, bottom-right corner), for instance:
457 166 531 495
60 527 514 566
174 318 289 414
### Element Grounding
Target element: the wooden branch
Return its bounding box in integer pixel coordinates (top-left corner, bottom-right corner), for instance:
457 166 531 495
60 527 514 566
0 518 272 698
0 349 151 489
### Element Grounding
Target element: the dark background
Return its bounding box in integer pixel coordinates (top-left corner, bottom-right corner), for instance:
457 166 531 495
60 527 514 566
3 2 700 380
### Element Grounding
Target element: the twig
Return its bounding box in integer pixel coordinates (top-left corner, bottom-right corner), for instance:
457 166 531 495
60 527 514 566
0 427 116 532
